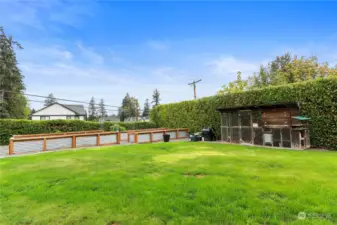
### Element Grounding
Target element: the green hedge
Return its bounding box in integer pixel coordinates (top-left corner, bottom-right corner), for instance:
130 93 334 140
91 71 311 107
0 120 156 145
151 78 337 149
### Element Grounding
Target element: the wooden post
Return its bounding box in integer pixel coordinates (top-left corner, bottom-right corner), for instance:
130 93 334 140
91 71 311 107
9 138 14 155
127 133 130 143
176 129 180 139
135 133 138 143
117 132 121 144
150 132 153 143
72 135 76 148
43 138 47 151
96 134 100 146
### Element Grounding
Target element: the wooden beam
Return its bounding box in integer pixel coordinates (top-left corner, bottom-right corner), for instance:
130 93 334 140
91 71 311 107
96 134 100 146
117 132 121 144
72 136 76 148
9 139 14 155
43 138 47 151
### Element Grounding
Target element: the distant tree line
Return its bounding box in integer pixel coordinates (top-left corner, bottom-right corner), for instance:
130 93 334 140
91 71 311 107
217 53 337 94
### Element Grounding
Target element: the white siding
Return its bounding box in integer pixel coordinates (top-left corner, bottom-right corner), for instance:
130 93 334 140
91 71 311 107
33 104 75 116
32 115 85 120
31 104 86 120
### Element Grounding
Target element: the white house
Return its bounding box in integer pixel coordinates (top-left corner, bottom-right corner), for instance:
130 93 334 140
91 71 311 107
32 103 87 120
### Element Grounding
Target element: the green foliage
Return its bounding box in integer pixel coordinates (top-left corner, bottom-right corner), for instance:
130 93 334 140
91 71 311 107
0 26 27 119
247 53 337 89
120 93 140 121
88 97 97 121
98 98 107 119
44 93 56 106
110 124 127 132
0 119 157 145
152 88 161 107
151 78 337 149
217 71 248 94
142 98 150 117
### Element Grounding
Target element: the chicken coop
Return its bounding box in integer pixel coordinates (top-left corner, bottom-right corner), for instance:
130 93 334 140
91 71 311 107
217 103 310 149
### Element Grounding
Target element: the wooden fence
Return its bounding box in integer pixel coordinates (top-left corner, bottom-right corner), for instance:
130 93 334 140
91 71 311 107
8 128 189 155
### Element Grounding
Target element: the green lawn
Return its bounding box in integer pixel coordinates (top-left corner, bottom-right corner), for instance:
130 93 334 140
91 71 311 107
0 142 336 225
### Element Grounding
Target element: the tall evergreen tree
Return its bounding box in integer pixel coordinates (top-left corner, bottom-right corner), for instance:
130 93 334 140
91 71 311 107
120 93 131 121
152 89 161 107
88 97 97 121
0 26 27 118
98 98 107 119
44 93 56 106
142 98 150 117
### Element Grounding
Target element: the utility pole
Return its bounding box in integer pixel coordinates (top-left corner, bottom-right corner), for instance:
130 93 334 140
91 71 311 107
188 79 202 100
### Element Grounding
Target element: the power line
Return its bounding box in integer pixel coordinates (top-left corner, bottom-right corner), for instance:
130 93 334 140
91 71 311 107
3 90 120 108
3 96 144 113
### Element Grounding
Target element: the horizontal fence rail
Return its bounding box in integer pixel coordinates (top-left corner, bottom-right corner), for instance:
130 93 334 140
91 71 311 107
8 128 189 155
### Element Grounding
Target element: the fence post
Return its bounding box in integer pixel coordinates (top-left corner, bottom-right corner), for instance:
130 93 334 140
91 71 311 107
96 134 100 146
117 132 121 144
43 138 47 151
9 138 14 155
127 133 130 143
150 132 153 143
176 129 180 139
72 135 76 148
135 133 138 143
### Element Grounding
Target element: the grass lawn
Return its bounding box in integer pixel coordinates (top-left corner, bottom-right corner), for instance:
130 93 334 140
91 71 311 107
0 142 336 225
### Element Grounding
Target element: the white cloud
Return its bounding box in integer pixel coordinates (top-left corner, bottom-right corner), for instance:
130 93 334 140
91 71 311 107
208 56 259 78
146 40 169 51
76 43 104 64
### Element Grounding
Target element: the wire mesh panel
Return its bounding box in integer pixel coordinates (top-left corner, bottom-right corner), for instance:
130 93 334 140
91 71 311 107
129 134 135 143
153 132 164 142
76 136 96 147
241 127 252 143
178 130 188 138
138 133 151 143
221 127 230 142
100 134 117 145
221 113 230 126
253 128 263 145
166 131 177 139
272 128 282 147
120 133 128 142
14 140 44 154
239 110 252 127
232 127 240 143
231 112 239 126
281 128 291 148
46 138 72 151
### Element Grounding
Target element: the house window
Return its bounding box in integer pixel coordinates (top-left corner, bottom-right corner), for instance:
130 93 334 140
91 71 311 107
66 116 73 120
40 116 50 120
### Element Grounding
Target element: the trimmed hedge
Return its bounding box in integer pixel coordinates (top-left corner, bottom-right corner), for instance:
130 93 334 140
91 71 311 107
151 78 337 149
0 120 156 145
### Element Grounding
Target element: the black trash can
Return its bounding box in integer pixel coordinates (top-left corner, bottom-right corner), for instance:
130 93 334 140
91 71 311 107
163 134 170 142
202 128 216 141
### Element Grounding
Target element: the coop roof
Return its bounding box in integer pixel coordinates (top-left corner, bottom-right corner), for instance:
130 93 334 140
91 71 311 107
216 102 298 112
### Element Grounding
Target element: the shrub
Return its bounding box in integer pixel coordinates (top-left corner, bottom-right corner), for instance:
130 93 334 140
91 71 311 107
150 78 337 149
110 124 127 132
0 120 157 145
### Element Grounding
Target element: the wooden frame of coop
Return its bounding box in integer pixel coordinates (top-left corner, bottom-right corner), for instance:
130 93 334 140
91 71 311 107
217 102 310 149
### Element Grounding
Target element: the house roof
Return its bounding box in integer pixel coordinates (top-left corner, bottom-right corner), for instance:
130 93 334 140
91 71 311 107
63 104 86 115
32 103 86 116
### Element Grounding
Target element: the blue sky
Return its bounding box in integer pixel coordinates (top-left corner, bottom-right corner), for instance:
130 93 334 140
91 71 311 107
1 0 337 113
